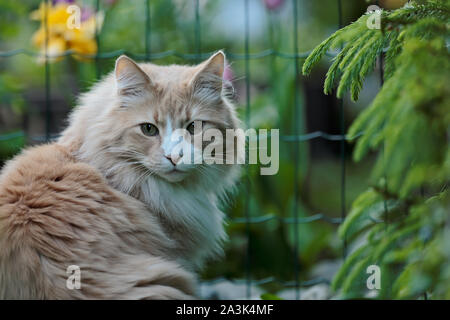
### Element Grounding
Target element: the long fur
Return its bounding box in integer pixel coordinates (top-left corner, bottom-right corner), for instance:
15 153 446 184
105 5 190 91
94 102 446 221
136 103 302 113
0 52 240 299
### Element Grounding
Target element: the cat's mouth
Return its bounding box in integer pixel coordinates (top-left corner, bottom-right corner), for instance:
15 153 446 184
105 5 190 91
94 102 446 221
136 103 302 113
163 166 189 176
159 167 189 183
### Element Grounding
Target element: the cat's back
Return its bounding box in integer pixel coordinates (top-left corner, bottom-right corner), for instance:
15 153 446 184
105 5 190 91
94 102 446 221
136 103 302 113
0 143 105 206
0 143 117 244
0 143 194 299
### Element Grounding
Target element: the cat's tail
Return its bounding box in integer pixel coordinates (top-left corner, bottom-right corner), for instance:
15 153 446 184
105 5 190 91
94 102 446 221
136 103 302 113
0 249 196 299
62 254 197 300
94 255 197 300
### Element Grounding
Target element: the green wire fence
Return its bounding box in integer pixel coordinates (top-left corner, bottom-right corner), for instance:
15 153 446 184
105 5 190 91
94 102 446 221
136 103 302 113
0 0 383 299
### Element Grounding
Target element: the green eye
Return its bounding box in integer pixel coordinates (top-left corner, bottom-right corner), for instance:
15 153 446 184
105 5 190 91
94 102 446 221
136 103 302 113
187 122 195 135
187 121 202 135
140 123 159 136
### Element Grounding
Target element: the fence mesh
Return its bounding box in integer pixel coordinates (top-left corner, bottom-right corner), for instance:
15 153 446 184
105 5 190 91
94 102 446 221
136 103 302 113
0 0 385 299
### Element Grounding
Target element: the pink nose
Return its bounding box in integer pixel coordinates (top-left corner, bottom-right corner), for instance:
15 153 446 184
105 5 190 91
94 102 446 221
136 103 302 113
165 155 177 166
165 149 183 166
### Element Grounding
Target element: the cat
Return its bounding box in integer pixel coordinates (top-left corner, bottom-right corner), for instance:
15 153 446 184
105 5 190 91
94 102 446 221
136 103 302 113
0 51 241 299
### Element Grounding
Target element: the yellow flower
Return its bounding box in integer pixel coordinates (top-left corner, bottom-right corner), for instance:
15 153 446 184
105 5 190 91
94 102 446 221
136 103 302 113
30 2 103 62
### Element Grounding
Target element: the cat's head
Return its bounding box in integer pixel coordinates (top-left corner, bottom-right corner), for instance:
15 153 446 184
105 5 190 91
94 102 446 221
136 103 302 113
60 52 242 195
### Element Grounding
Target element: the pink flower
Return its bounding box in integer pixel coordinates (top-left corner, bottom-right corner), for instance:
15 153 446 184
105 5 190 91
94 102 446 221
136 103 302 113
263 0 284 11
52 0 75 4
81 7 93 22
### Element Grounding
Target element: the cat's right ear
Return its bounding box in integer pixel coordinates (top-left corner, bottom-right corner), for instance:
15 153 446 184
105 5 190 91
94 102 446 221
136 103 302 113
115 55 151 96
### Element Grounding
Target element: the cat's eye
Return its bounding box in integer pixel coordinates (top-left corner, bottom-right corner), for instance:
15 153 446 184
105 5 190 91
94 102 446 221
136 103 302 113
187 121 202 135
140 123 159 136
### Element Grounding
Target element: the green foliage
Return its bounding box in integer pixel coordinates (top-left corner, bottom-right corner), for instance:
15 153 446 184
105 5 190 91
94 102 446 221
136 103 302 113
260 293 283 300
304 0 450 299
0 131 25 161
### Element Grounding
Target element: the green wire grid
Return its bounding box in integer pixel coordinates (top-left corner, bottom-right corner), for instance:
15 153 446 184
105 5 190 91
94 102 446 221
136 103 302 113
0 0 381 300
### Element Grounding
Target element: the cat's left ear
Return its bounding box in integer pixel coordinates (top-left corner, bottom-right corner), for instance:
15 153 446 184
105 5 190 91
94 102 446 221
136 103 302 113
115 55 152 96
190 51 225 94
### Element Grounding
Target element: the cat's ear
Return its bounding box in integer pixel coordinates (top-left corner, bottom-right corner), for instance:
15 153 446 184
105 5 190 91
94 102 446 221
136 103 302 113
115 55 152 96
191 51 225 95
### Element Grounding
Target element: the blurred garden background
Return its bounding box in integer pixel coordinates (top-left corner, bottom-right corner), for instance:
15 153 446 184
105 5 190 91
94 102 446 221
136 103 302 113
2 0 448 300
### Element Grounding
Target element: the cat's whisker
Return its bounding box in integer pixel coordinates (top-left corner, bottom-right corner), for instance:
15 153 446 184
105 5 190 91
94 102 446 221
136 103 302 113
126 170 151 195
194 164 228 175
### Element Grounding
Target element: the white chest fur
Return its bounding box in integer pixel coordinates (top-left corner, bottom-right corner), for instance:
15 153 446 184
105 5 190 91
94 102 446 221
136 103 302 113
139 177 227 270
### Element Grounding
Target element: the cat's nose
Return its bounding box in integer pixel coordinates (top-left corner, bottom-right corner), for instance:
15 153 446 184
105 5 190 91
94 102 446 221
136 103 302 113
165 155 175 166
164 148 183 166
165 155 178 166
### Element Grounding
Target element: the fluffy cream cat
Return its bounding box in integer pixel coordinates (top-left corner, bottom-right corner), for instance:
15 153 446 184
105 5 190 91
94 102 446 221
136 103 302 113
0 52 241 299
